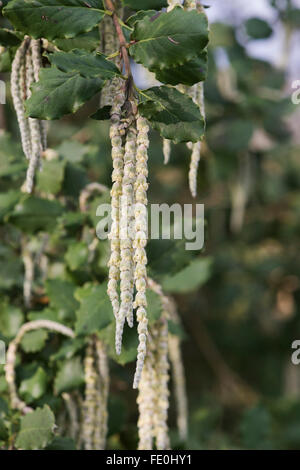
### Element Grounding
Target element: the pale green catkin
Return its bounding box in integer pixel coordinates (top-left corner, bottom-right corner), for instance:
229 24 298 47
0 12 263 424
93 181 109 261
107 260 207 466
22 240 34 309
168 334 188 441
163 138 171 164
62 393 80 442
11 38 46 193
153 316 170 450
11 39 32 160
82 338 98 450
25 47 43 193
93 337 109 450
82 336 109 450
107 84 126 319
147 278 188 442
133 115 150 389
137 315 170 450
137 333 156 450
116 124 137 352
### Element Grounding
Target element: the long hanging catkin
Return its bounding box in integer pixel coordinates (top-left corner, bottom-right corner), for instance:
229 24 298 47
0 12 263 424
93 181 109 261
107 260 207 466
115 123 137 352
82 337 98 450
25 47 43 193
93 337 109 450
11 37 47 193
133 115 149 389
11 39 32 160
147 278 188 442
107 84 126 319
137 314 170 450
137 332 156 450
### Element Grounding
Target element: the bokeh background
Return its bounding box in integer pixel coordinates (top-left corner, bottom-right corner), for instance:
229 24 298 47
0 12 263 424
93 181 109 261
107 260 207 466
0 0 300 450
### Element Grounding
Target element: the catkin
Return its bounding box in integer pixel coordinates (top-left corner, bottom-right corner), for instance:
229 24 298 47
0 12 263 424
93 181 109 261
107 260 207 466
11 38 47 193
116 124 136 351
153 316 170 450
107 83 126 319
11 39 32 160
163 139 171 164
82 338 98 450
82 336 109 450
93 337 109 450
168 334 188 441
132 116 149 389
137 334 156 450
148 278 188 442
137 315 170 450
167 0 183 10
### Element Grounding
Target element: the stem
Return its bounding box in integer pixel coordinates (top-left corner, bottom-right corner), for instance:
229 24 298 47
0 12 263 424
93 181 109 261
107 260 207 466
104 0 131 78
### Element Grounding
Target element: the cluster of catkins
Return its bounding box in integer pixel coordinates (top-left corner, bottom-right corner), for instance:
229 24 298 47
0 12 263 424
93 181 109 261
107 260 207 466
107 77 150 389
11 37 47 193
165 0 206 198
137 278 188 450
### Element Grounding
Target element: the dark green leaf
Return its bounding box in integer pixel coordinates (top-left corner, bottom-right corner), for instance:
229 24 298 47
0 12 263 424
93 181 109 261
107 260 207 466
25 67 103 120
48 49 121 79
90 105 111 120
53 27 100 52
147 288 162 325
245 18 273 39
46 279 79 322
46 437 76 450
126 10 157 28
75 283 114 335
0 191 21 221
57 140 88 163
15 405 55 450
130 8 208 72
162 257 212 293
0 28 22 46
19 367 48 402
50 337 84 361
139 86 205 143
0 303 24 338
122 0 167 10
21 330 48 353
154 51 207 86
4 0 105 40
36 159 65 194
54 357 84 394
8 196 63 232
98 323 138 365
65 241 89 270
